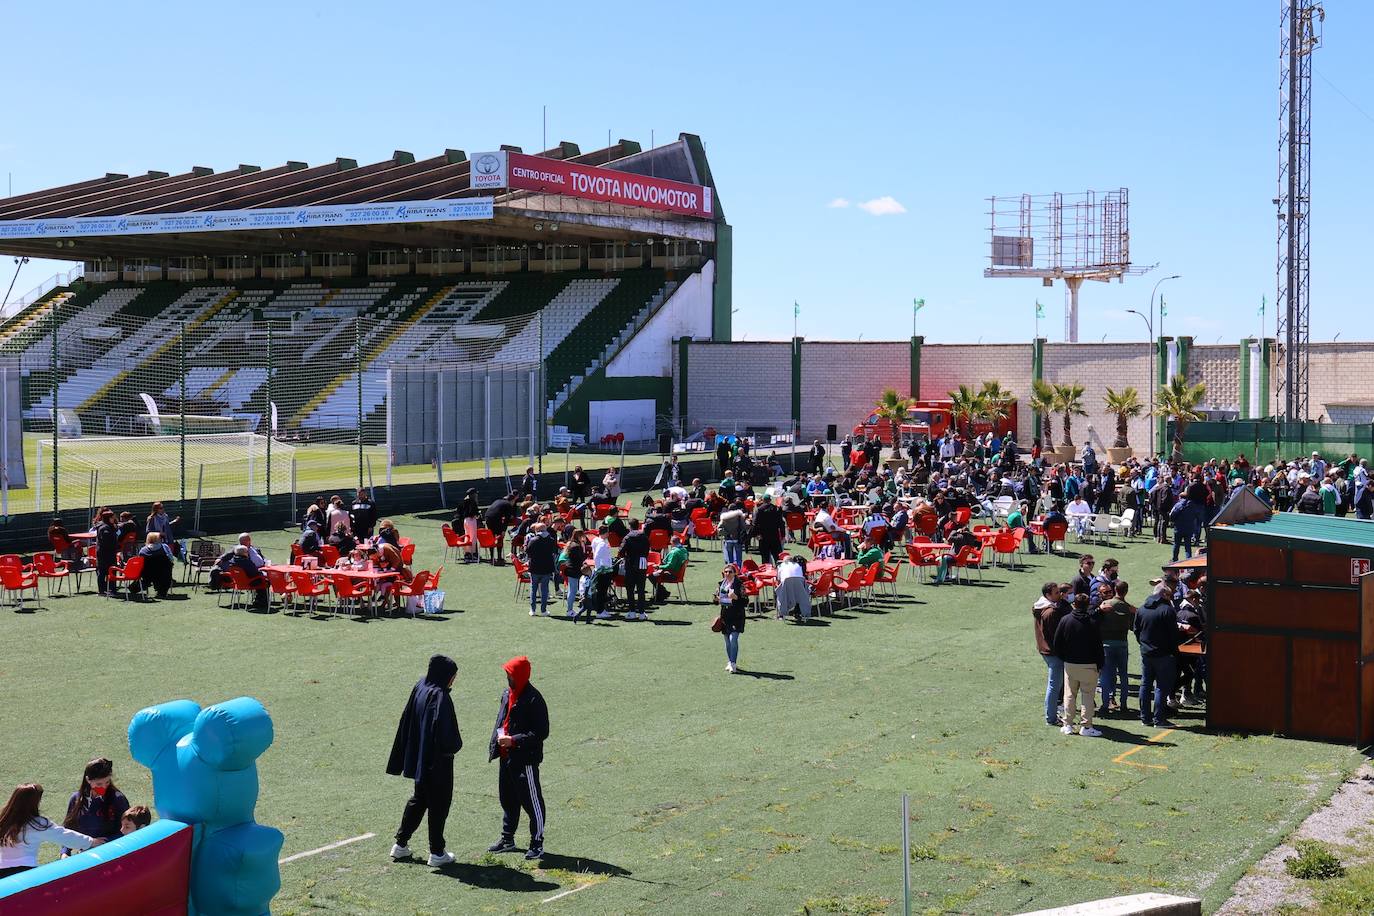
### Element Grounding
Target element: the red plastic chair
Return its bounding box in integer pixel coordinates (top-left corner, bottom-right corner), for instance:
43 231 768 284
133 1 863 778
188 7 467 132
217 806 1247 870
441 524 469 561
331 574 374 618
1044 521 1069 555
223 565 268 610
320 545 341 568
874 559 901 597
289 571 331 614
953 507 972 527
916 513 939 537
904 544 942 582
992 530 1019 569
400 543 417 566
860 563 881 600
395 571 432 612
0 565 40 610
830 568 868 608
476 528 498 562
647 529 671 551
809 570 836 616
512 557 531 598
606 532 623 548
592 503 615 521
692 518 719 545
658 559 688 602
952 546 985 584
32 552 72 597
425 566 443 592
265 568 297 612
785 512 807 543
109 556 146 601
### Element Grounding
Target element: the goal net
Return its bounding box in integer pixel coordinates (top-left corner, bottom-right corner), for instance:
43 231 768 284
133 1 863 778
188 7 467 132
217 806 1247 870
34 433 295 512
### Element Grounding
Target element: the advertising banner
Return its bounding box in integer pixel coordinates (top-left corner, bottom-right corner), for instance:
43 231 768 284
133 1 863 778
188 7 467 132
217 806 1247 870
470 150 712 219
0 198 494 240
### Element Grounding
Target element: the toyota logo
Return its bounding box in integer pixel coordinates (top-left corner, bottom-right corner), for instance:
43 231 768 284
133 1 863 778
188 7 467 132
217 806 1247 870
475 154 501 176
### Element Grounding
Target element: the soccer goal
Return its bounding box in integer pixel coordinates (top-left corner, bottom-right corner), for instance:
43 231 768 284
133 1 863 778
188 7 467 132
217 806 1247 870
34 433 295 513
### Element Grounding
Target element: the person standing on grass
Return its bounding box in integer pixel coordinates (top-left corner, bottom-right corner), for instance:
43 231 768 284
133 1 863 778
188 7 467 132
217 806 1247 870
351 488 378 541
454 489 482 564
715 565 747 671
1097 581 1136 718
618 519 650 621
1134 575 1182 728
719 500 747 570
487 656 550 861
483 493 519 567
524 523 558 617
1033 582 1069 727
751 495 787 567
1053 594 1104 737
94 509 120 597
388 655 462 868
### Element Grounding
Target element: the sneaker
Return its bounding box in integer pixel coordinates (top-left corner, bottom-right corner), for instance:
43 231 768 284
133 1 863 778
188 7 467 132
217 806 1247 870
487 839 518 854
529 609 536 617
1046 718 1062 727
428 851 455 867
1166 696 1180 709
390 844 412 860
726 662 733 672
566 609 576 618
1078 726 1103 737
1153 719 1175 728
541 609 550 616
1060 724 1076 735
728 662 737 673
524 845 545 861
596 610 612 619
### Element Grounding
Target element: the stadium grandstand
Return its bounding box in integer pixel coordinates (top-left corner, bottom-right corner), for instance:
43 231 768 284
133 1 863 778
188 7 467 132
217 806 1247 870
0 134 730 517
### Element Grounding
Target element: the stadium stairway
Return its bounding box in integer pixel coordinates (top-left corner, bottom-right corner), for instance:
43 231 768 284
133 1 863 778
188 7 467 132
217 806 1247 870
0 285 73 348
71 287 242 421
542 269 675 415
288 281 444 431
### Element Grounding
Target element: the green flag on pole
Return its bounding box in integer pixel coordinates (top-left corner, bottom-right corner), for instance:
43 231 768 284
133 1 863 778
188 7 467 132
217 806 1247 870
1160 296 1167 318
1035 300 1045 319
913 297 925 314
1258 295 1266 317
794 301 800 318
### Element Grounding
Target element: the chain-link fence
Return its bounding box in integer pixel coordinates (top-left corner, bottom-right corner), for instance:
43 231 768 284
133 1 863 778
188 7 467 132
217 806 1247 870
0 283 557 525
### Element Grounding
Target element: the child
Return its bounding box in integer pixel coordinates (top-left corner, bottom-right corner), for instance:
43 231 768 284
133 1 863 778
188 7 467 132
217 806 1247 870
0 784 96 878
120 805 152 835
62 757 129 852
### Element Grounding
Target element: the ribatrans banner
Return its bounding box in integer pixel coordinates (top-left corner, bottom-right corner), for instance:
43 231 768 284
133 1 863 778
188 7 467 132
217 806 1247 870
0 198 495 240
471 151 713 219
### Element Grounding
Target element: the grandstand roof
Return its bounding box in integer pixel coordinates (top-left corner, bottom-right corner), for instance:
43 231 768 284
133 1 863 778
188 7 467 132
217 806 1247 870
0 135 722 260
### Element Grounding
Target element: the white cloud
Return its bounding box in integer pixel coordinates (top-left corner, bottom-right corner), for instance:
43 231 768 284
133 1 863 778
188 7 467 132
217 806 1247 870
856 195 907 216
827 197 850 208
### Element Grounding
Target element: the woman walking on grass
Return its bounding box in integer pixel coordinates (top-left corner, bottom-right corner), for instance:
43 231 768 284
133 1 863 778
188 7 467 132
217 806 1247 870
715 565 747 673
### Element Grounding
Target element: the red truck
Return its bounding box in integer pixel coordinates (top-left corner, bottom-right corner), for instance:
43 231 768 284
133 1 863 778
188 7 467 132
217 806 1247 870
851 399 1017 445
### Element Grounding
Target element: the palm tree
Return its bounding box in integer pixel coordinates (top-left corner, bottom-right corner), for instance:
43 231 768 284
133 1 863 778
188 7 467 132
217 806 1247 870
1153 374 1208 462
947 384 986 438
978 380 1014 428
1029 378 1056 447
1103 386 1144 449
872 387 915 446
1052 382 1087 448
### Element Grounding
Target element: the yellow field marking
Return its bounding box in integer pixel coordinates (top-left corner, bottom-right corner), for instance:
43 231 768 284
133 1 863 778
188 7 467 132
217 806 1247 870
1112 727 1175 770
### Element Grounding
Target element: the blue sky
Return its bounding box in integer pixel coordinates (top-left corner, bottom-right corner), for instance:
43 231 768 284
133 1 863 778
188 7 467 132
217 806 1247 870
4 1 1372 344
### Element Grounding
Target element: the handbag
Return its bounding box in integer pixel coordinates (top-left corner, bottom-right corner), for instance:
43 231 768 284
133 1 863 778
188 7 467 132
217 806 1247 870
421 589 446 615
710 615 724 633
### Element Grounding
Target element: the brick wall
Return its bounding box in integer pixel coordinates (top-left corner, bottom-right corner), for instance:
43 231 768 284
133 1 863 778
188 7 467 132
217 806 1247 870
678 340 792 434
798 341 909 439
1305 343 1374 421
922 344 1035 437
1041 343 1155 453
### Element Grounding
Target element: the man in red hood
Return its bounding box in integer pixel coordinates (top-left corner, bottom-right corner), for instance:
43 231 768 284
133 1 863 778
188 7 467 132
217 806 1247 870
487 655 551 860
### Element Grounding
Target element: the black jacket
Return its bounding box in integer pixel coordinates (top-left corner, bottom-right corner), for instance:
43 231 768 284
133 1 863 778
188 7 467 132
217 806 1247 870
619 529 650 566
752 503 786 548
95 521 119 556
1133 592 1181 657
524 531 559 576
1052 608 1104 667
350 497 378 535
387 655 462 783
488 684 549 766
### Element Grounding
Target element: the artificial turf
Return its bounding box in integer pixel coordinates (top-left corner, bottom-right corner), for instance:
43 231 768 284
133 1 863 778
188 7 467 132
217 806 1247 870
0 494 1359 915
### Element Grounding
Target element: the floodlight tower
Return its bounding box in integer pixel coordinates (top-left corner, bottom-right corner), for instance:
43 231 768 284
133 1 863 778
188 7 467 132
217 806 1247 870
1275 1 1322 420
984 190 1152 342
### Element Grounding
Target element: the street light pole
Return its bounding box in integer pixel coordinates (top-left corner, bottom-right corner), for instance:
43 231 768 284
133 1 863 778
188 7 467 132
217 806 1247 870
1145 275 1180 458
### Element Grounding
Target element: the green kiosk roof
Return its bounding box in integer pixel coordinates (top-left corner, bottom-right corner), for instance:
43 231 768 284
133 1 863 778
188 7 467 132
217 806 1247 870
1215 513 1374 555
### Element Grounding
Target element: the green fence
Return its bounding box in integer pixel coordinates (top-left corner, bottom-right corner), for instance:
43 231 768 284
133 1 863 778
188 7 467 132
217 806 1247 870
1169 420 1374 465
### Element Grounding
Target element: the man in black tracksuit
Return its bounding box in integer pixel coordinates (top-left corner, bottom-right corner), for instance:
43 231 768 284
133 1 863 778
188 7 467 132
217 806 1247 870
618 519 650 619
350 488 378 540
387 655 462 867
488 656 550 860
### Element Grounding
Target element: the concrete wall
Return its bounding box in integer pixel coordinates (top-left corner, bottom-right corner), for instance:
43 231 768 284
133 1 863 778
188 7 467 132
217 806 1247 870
673 337 1374 452
607 260 714 378
1042 343 1154 452
799 342 908 439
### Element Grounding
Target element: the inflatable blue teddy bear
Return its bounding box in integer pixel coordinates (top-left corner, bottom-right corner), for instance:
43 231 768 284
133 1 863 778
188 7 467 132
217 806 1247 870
128 697 284 916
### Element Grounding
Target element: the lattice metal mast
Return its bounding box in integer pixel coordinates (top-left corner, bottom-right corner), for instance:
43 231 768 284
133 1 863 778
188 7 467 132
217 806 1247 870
1276 1 1322 419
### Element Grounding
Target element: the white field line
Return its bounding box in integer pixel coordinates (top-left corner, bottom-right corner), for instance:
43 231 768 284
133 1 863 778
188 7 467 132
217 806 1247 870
542 882 596 904
279 832 376 864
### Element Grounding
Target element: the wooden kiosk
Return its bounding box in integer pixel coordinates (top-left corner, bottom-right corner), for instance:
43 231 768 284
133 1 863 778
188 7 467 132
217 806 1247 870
1207 512 1374 744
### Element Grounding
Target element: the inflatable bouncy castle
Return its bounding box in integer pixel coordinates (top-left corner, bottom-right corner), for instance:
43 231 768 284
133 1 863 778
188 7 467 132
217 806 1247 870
0 697 283 916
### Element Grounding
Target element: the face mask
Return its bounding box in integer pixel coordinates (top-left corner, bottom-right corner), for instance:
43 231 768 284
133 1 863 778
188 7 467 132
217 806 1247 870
90 785 108 798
